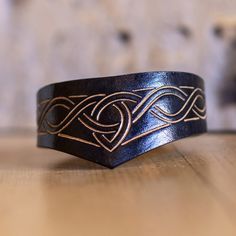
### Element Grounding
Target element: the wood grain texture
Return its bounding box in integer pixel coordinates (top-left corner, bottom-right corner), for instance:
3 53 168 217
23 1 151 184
0 133 236 236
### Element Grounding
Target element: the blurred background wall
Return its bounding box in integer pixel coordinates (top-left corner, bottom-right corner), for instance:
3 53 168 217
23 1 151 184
0 0 236 131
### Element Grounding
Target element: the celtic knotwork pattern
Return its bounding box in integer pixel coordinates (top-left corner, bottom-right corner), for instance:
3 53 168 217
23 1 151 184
37 86 206 152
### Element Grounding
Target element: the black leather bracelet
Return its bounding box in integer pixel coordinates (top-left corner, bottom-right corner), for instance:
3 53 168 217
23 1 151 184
37 71 207 168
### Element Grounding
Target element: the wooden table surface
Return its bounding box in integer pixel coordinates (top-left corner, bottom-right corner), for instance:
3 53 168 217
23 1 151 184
0 133 236 236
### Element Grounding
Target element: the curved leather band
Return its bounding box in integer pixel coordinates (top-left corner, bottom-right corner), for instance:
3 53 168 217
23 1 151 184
37 71 207 168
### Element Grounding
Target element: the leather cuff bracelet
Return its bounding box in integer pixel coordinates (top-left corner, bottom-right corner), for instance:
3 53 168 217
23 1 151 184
37 71 207 168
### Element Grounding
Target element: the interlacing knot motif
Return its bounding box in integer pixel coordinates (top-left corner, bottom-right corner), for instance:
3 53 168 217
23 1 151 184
38 86 206 152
